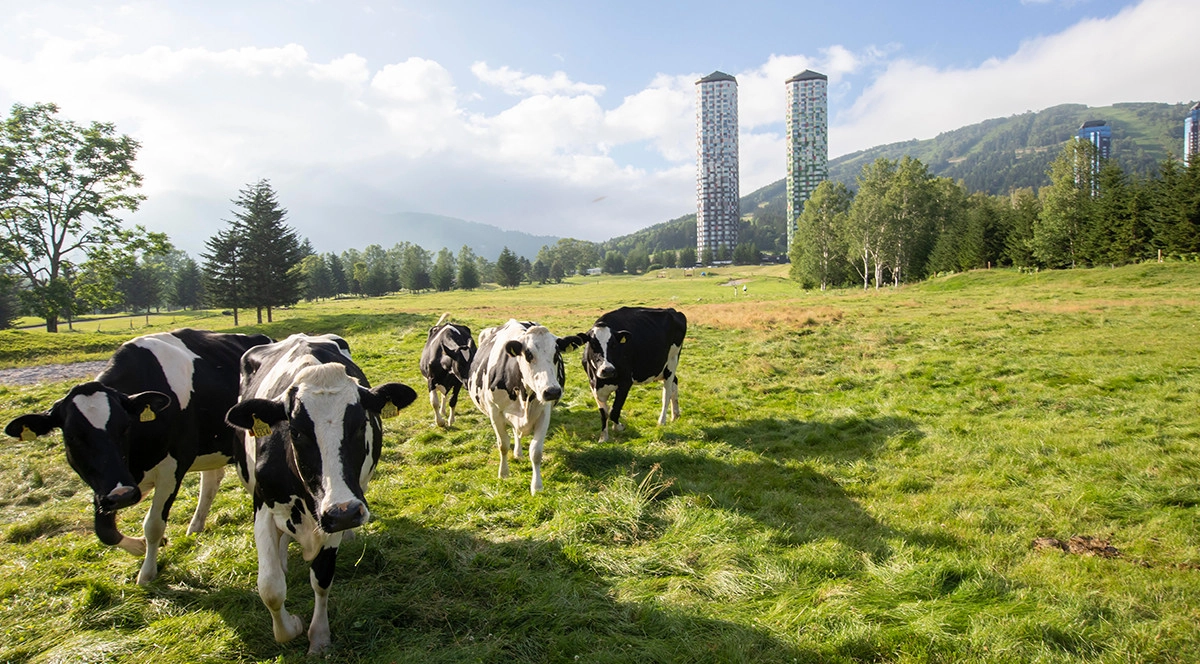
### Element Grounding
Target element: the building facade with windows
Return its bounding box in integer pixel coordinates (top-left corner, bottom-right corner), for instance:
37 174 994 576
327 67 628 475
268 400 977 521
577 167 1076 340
1185 103 1200 166
785 70 828 250
1076 120 1112 195
695 71 739 262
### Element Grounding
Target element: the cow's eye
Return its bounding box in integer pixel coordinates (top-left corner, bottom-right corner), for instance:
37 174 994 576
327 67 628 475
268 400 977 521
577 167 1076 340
524 350 533 362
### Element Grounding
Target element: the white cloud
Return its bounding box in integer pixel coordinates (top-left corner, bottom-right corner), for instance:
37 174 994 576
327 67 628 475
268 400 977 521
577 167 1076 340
831 0 1200 156
471 61 605 97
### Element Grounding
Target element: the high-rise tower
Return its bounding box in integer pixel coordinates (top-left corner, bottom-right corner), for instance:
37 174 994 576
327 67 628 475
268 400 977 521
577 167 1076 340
1185 103 1200 167
1076 120 1112 196
785 70 828 250
695 71 739 262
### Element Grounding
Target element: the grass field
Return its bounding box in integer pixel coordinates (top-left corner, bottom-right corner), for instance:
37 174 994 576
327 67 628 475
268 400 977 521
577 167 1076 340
1 263 1198 663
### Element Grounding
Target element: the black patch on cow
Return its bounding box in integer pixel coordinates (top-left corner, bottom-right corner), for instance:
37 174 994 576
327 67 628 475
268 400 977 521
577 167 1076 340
312 545 339 590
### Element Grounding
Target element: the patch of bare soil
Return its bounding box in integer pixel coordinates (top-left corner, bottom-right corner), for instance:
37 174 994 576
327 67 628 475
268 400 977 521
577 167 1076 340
1032 535 1121 558
0 361 108 386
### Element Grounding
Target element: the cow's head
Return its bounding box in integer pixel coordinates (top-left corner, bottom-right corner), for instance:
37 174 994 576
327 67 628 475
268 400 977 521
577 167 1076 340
581 324 632 381
503 326 585 403
225 363 416 533
441 326 477 383
5 382 172 512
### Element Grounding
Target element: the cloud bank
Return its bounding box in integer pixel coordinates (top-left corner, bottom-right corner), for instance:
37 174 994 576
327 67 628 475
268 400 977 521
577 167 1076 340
0 0 1196 255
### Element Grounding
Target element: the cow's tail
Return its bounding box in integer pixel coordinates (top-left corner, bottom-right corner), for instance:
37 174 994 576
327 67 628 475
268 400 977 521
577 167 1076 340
435 312 450 327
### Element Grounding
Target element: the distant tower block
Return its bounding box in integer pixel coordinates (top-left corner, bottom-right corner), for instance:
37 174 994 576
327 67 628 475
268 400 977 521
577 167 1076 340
1185 102 1200 167
785 70 828 250
695 71 739 262
1076 120 1112 195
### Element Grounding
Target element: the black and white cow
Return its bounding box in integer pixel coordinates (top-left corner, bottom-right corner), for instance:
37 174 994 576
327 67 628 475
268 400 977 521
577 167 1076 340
419 313 476 428
578 307 687 442
4 328 272 584
467 319 584 494
224 333 416 655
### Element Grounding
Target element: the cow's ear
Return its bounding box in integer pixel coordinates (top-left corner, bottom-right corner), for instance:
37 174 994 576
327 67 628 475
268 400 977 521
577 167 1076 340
615 330 632 345
124 391 172 423
557 334 586 352
361 383 418 419
505 340 524 358
5 413 60 441
226 399 288 436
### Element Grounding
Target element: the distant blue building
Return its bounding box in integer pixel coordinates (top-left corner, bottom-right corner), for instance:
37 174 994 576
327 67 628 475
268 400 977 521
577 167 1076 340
1185 103 1200 167
1076 120 1111 195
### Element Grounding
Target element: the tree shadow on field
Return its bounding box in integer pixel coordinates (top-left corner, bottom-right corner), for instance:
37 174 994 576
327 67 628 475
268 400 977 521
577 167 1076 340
562 415 955 560
229 311 432 339
164 516 815 663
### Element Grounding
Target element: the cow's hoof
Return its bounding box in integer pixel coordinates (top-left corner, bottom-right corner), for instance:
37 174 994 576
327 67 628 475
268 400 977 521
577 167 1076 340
274 614 306 643
307 638 332 656
614 422 626 433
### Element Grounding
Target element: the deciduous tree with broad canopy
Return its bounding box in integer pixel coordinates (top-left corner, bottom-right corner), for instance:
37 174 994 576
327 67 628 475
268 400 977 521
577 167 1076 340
0 102 162 331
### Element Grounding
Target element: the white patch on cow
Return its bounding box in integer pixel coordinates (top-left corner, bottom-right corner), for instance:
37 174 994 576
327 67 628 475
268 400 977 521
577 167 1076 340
130 333 200 409
292 363 365 519
189 452 231 472
514 326 563 401
73 391 112 430
590 325 616 376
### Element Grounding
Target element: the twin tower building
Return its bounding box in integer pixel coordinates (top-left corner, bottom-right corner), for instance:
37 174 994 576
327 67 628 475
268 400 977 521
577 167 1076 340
695 70 828 261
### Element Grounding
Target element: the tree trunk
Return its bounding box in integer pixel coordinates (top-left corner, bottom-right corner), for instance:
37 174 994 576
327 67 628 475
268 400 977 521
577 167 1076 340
233 307 240 326
46 314 58 333
267 305 273 323
256 307 263 325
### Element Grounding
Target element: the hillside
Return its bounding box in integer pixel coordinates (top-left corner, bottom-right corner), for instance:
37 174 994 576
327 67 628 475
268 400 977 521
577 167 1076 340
605 101 1196 254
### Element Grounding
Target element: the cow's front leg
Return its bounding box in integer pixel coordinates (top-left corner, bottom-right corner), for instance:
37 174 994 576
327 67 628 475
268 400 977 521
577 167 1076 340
489 408 512 479
187 466 225 534
446 384 461 426
667 375 681 421
429 389 447 428
307 543 339 655
593 384 615 442
609 384 631 435
528 412 553 495
137 469 181 585
256 507 305 643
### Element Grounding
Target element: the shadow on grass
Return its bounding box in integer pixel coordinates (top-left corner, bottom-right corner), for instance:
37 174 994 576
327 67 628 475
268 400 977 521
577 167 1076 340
162 518 811 663
229 311 435 339
561 416 955 559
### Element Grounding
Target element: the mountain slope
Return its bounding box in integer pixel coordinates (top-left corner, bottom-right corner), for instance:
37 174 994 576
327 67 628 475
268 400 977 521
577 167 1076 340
604 101 1196 254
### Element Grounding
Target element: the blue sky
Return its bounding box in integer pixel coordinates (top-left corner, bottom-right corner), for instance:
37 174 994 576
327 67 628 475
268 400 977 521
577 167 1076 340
1 0 1196 255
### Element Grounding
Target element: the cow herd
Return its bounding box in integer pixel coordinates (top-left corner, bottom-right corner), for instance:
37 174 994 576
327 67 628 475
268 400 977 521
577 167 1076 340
3 306 686 655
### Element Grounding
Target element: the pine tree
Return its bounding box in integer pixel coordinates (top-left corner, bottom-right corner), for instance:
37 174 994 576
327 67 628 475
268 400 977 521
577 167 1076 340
201 227 245 325
431 248 456 291
231 180 306 322
171 257 204 310
495 247 523 288
457 245 481 290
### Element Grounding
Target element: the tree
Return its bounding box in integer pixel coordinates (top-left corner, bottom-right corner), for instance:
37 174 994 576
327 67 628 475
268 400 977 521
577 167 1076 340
699 246 714 266
1004 188 1040 268
431 248 456 291
549 259 565 283
400 244 433 292
231 180 306 321
845 158 897 289
496 247 523 288
679 246 697 267
1035 139 1096 268
326 253 348 296
0 102 149 331
603 250 625 274
532 259 550 284
732 241 759 266
170 256 204 310
119 259 163 324
457 245 481 290
626 246 650 274
202 227 246 325
299 254 333 301
791 180 851 290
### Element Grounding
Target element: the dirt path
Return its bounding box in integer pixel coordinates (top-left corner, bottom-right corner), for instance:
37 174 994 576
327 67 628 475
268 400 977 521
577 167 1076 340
0 361 108 386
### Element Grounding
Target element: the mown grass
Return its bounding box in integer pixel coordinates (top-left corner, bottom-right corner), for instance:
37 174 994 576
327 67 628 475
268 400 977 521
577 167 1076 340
1 263 1199 662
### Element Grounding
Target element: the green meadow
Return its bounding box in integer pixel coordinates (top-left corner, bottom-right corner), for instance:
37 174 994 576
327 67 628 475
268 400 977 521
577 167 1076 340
1 263 1199 663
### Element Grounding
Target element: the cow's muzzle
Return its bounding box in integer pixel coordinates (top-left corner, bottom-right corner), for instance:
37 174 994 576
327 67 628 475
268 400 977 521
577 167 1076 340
597 363 616 379
97 485 141 513
541 387 562 402
321 499 368 533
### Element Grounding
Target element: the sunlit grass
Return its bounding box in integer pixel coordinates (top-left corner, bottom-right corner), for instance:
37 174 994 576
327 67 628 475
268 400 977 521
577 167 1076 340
1 262 1199 662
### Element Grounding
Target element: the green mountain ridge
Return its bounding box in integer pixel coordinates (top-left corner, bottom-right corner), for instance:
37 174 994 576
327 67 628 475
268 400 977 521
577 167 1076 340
603 101 1197 255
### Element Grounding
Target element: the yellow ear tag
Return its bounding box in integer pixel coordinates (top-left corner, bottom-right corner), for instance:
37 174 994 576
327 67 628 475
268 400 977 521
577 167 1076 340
140 405 156 422
251 415 272 438
21 426 37 442
620 337 627 344
380 402 399 419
